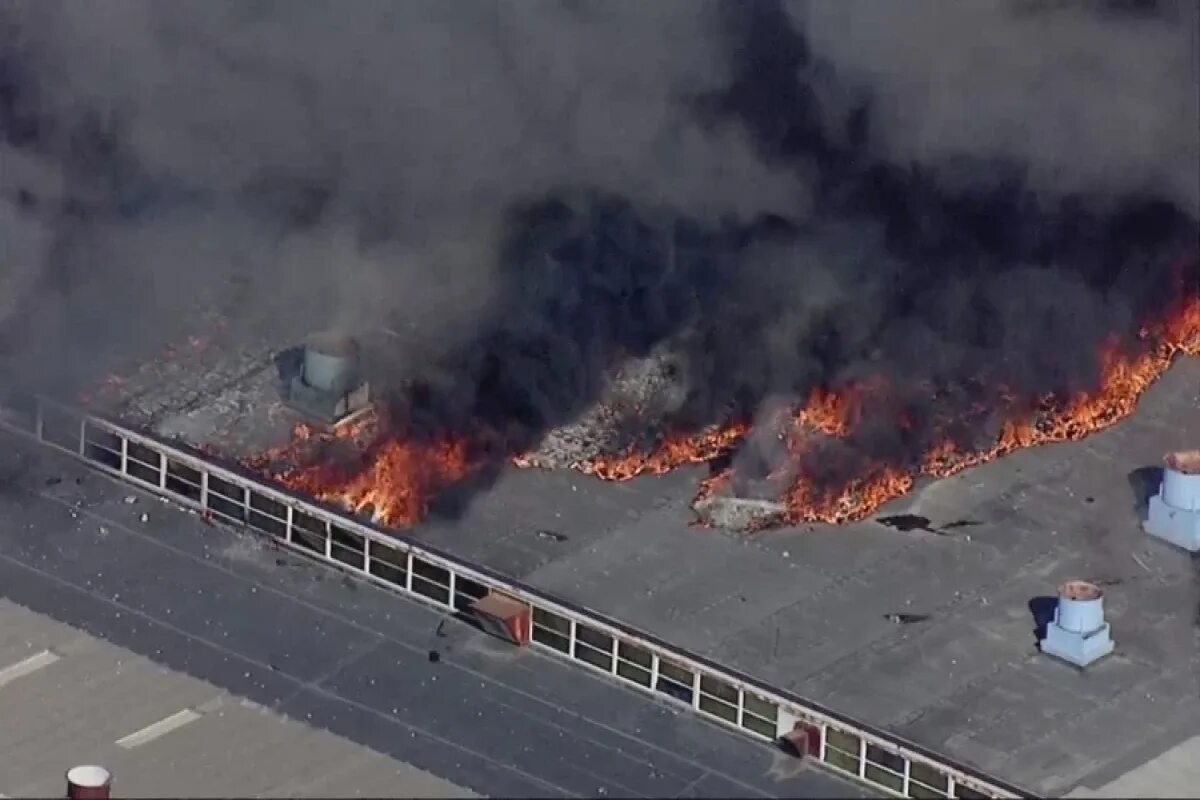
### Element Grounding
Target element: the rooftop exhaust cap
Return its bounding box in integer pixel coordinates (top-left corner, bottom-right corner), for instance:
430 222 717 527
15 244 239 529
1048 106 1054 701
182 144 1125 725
281 331 372 426
1144 450 1200 551
303 333 360 395
66 765 111 800
1040 580 1115 669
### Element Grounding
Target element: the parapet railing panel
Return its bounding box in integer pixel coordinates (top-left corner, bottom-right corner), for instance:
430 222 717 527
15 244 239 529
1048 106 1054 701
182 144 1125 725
1 395 1025 800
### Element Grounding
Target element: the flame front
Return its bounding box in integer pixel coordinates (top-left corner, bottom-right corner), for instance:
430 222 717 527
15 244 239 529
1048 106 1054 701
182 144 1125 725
705 285 1200 525
245 413 478 527
561 423 751 481
245 275 1200 531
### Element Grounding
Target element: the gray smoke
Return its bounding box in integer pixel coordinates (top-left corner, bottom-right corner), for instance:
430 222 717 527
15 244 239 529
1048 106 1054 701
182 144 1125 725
0 0 800 394
0 0 1196 483
796 0 1199 213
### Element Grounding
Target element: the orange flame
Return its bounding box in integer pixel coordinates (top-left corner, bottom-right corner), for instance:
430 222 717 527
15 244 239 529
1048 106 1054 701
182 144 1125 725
244 413 478 526
560 423 751 481
246 269 1200 531
707 285 1200 526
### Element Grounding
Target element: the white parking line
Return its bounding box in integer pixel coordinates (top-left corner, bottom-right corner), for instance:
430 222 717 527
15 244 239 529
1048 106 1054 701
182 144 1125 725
115 708 203 749
0 649 59 689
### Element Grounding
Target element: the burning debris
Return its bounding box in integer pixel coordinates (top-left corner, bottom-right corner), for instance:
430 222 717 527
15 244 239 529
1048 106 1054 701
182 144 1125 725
244 275 1200 532
244 411 482 527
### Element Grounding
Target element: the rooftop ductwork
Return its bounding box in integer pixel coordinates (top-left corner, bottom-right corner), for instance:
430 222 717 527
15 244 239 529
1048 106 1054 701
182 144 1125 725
1144 450 1200 552
1040 580 1114 669
278 332 372 427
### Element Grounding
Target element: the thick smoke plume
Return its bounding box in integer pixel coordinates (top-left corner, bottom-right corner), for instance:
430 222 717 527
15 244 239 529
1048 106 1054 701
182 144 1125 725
799 0 1200 211
1 0 1197 509
0 0 794 393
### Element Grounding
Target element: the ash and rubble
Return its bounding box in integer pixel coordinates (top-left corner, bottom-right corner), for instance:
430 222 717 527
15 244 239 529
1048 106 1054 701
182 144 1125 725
75 296 320 459
497 343 791 531
516 345 690 469
692 493 786 531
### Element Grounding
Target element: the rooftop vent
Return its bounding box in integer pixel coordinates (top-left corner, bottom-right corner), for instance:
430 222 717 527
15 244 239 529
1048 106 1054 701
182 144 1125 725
1040 580 1114 669
66 765 111 800
1144 450 1200 551
280 332 372 426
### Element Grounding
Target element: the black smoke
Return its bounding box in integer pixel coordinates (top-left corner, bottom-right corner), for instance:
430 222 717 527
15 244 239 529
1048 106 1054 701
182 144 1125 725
0 0 801 401
0 1 1197 514
374 0 1199 508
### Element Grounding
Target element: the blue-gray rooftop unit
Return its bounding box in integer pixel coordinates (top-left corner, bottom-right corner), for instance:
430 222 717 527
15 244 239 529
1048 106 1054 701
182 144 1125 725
1144 451 1200 552
1040 580 1115 669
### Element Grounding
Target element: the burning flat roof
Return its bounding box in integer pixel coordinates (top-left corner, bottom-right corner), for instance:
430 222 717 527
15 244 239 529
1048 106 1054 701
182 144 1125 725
78 326 1200 796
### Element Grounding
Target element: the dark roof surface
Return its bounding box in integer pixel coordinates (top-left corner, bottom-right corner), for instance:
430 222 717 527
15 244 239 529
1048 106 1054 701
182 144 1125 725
0 435 862 799
69 322 1200 795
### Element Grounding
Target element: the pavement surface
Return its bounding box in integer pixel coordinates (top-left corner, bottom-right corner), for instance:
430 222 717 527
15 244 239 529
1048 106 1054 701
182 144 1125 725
60 317 1200 797
0 436 865 799
0 598 472 799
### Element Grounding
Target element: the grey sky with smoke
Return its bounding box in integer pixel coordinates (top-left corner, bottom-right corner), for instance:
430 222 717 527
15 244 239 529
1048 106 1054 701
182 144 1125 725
20 0 804 217
797 0 1200 213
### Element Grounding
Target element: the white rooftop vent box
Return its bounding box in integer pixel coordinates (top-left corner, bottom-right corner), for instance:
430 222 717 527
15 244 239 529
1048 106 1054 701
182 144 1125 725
1144 450 1200 552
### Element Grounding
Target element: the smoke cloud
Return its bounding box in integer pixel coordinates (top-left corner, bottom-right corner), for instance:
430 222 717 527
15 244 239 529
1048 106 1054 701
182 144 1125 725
0 0 800 394
797 0 1199 213
1 0 1197 505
